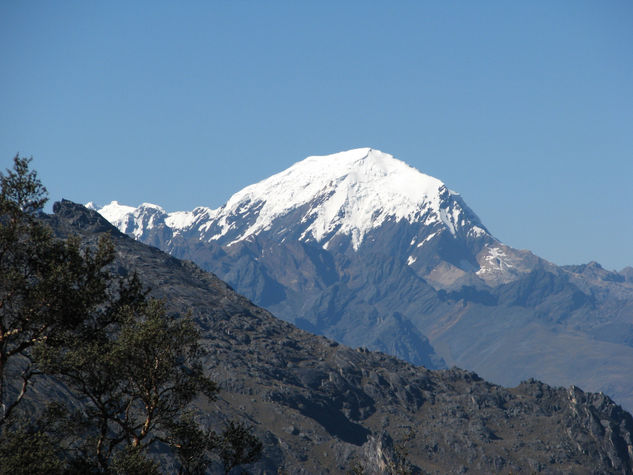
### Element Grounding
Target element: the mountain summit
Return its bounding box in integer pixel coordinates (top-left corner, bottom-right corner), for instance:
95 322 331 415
93 148 531 288
96 148 488 248
202 147 489 250
91 149 633 411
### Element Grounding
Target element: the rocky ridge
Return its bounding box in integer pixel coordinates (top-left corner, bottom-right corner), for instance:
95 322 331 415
43 200 633 474
90 150 633 413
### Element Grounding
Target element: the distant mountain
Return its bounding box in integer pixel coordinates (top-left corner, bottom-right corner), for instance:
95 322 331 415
90 148 633 411
91 148 539 288
46 200 633 474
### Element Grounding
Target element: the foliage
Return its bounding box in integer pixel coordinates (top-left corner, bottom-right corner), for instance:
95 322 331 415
164 413 212 475
110 446 160 475
0 411 65 475
0 156 262 473
0 155 118 424
35 298 219 471
212 420 263 474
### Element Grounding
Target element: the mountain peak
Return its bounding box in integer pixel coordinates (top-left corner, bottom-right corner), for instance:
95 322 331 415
92 149 490 251
214 148 482 249
93 200 167 240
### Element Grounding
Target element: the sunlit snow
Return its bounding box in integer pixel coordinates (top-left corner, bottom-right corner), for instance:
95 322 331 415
165 211 196 230
217 148 473 249
91 148 489 251
96 201 136 230
476 245 516 276
417 232 438 248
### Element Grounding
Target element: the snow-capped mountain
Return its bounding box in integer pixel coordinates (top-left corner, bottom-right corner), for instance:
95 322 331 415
197 148 487 249
94 148 485 244
90 148 633 411
90 148 541 288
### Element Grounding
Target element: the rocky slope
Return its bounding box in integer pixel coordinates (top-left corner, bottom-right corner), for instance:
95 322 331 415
43 200 633 474
89 148 633 412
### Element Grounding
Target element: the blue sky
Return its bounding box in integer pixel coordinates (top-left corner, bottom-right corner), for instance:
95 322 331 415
1 1 632 270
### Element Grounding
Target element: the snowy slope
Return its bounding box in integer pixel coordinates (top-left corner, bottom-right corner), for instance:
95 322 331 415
207 148 488 249
88 201 169 240
91 148 491 252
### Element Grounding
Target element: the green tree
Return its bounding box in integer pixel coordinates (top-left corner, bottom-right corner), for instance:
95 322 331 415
0 156 118 424
213 420 263 475
0 156 263 473
0 411 65 474
36 298 220 471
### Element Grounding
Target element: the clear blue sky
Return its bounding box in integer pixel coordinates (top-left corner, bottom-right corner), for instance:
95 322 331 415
1 1 632 270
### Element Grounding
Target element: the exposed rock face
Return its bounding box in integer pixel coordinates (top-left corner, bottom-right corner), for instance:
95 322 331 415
43 201 633 473
90 149 633 413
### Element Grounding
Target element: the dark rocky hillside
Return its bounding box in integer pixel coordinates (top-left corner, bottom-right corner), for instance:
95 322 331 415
148 222 633 413
92 150 633 413
45 201 633 474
